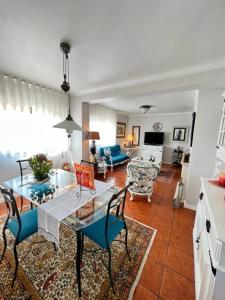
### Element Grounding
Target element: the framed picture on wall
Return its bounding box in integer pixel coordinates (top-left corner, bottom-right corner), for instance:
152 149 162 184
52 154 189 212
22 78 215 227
132 126 140 146
172 126 188 142
116 122 126 138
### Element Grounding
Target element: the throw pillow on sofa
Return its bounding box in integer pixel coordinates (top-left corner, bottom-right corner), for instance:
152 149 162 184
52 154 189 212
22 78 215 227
103 148 111 159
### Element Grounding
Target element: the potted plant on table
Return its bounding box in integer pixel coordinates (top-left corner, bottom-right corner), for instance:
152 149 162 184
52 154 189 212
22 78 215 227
28 153 53 181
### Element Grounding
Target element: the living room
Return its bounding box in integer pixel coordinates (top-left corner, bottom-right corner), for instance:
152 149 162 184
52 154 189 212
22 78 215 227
1 1 225 299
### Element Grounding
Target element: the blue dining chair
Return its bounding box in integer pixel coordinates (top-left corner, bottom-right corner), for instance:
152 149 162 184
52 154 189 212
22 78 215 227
0 187 38 287
76 183 132 296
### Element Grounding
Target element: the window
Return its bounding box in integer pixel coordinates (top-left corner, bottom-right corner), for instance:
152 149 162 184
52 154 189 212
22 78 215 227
89 104 116 146
0 74 68 158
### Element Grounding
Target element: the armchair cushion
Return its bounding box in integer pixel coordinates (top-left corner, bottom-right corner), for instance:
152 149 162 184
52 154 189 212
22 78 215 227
110 145 121 157
127 161 159 195
106 153 128 165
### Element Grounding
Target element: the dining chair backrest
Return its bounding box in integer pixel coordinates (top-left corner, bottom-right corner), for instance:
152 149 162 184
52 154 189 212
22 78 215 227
16 159 31 181
0 186 21 225
80 160 96 170
80 160 96 166
105 183 131 235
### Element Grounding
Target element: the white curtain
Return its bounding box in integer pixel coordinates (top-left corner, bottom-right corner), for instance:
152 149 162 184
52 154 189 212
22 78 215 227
0 74 68 157
89 104 116 146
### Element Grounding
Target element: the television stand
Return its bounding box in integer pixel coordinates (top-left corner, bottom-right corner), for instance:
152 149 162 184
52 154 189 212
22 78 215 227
141 145 163 166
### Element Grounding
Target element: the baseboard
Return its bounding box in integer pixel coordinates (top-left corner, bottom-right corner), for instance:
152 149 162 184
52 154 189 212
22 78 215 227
184 201 196 211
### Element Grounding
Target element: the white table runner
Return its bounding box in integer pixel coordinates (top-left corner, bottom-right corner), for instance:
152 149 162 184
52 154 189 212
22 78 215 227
38 180 113 247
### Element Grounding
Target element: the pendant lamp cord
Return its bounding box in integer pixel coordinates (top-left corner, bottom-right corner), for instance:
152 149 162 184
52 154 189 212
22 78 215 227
68 93 71 115
63 51 65 80
62 50 70 83
67 54 69 84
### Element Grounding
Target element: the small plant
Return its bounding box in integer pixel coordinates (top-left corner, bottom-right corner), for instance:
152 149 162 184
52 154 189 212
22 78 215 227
29 153 53 181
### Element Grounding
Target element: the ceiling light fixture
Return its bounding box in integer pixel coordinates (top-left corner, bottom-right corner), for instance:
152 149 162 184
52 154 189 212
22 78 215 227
53 42 82 137
139 105 153 113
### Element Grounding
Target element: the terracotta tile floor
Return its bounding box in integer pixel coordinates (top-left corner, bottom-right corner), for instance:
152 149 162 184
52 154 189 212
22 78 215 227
0 163 195 299
103 163 195 300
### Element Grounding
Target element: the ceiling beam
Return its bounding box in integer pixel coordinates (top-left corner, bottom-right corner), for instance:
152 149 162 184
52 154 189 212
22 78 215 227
74 66 225 102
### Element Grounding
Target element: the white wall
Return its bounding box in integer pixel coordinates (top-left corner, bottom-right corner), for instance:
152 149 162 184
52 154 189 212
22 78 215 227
82 102 90 161
185 88 224 209
128 113 192 163
70 96 83 163
116 113 129 147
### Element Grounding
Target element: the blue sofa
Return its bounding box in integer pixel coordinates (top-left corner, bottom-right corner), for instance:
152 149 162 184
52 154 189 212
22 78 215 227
99 144 129 170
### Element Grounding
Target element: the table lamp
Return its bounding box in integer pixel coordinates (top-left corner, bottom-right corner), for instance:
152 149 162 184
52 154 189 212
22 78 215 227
88 131 100 155
127 134 134 147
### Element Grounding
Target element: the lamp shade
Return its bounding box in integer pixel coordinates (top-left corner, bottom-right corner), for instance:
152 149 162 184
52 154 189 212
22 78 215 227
53 114 83 137
127 134 134 142
88 131 100 140
139 105 153 113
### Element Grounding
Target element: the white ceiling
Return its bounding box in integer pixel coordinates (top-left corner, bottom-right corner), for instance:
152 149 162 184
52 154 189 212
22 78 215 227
96 90 196 115
0 0 225 113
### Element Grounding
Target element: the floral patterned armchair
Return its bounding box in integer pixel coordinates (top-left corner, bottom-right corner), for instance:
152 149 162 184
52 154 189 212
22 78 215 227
127 161 159 202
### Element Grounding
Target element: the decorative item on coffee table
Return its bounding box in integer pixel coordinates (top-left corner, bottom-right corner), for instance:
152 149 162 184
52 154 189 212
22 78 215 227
28 153 53 181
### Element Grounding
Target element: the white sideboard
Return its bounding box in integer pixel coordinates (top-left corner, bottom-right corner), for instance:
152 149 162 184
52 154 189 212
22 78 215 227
141 145 163 165
193 178 225 300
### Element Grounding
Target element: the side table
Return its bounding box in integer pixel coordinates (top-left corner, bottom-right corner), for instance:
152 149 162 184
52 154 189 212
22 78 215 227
96 159 108 178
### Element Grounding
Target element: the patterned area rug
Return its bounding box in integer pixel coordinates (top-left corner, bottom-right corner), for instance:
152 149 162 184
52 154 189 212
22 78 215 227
0 217 155 299
156 170 175 184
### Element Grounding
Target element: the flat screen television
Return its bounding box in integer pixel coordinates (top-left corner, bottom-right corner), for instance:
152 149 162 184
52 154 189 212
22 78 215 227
144 132 164 145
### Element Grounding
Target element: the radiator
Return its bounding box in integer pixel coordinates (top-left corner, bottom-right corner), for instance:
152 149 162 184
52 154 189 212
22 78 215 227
173 179 184 208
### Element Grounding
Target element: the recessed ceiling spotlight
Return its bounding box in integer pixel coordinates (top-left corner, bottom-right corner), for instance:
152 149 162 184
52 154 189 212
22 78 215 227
139 105 153 113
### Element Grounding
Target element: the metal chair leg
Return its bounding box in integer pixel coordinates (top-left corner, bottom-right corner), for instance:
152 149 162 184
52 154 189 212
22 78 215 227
11 242 19 287
108 249 115 294
53 242 57 252
0 225 8 264
124 227 131 261
80 234 84 261
20 196 24 212
20 196 33 211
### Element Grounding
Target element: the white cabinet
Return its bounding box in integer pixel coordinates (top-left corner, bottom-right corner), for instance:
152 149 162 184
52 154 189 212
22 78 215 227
193 178 225 300
141 145 163 165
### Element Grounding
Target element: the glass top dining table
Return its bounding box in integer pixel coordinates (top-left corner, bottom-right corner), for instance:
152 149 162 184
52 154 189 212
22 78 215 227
3 168 117 231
